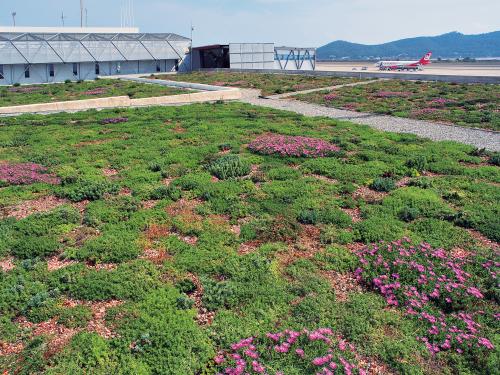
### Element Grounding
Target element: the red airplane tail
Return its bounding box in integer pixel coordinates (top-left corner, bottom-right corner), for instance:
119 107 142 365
419 52 432 65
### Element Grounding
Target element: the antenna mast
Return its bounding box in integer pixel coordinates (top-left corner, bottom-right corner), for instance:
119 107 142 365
80 0 84 27
61 11 67 26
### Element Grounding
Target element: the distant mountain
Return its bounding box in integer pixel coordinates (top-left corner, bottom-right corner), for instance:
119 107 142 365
317 31 500 60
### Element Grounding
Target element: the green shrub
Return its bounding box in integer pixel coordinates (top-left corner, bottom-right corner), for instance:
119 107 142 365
207 155 250 180
0 218 16 257
25 290 60 323
489 153 500 166
398 206 421 222
381 187 452 219
405 155 428 171
243 214 301 243
266 166 301 181
147 161 163 172
176 295 195 310
148 185 181 201
408 177 433 189
297 209 318 224
174 279 196 294
320 227 355 245
58 180 119 202
13 205 80 237
83 197 140 228
370 177 396 192
336 293 386 342
57 306 92 329
111 288 214 374
320 207 352 228
15 337 47 374
77 230 140 263
47 332 150 374
410 218 470 249
354 216 405 243
57 261 160 301
316 246 359 272
11 236 60 259
201 277 235 311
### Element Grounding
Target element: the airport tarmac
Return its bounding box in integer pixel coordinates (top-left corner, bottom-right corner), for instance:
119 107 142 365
317 62 500 77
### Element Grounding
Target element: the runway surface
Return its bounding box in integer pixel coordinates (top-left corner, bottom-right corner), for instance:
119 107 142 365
317 62 500 77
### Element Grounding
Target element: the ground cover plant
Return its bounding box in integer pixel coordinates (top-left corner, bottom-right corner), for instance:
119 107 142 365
0 79 190 107
0 102 498 374
151 72 364 96
295 80 500 131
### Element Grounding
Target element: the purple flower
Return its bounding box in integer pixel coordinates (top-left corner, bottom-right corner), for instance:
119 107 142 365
478 338 494 350
83 88 107 95
375 91 412 98
323 93 338 101
466 287 483 299
0 162 60 186
312 354 332 366
252 361 265 373
248 135 340 158
101 117 129 125
295 348 305 358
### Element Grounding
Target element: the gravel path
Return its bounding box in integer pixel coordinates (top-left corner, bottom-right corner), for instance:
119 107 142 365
240 89 500 151
267 79 382 99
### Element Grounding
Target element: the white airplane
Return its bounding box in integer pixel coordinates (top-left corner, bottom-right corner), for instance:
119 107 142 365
375 52 432 71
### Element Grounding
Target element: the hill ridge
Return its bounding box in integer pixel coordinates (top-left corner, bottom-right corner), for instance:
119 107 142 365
317 31 500 60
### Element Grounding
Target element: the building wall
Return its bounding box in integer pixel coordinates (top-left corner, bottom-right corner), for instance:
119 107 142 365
0 59 178 85
229 43 275 70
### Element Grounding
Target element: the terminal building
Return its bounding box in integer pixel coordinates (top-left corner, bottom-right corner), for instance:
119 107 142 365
191 44 316 71
0 27 316 85
0 27 191 85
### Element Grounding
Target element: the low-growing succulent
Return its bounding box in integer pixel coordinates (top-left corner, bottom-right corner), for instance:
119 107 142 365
370 177 396 192
207 155 250 180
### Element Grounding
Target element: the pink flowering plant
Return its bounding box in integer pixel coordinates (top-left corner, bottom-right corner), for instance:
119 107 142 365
101 117 129 125
323 93 338 101
83 88 107 96
374 91 412 98
429 98 456 106
214 328 367 375
7 86 43 94
248 135 340 158
0 162 60 186
355 238 498 357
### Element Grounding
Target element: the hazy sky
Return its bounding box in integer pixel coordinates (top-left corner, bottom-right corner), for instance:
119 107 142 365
1 0 499 47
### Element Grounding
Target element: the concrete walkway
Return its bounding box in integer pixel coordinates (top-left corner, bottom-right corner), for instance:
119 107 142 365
239 89 500 151
267 79 382 99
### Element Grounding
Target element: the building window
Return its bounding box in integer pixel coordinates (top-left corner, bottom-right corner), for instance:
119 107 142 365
24 65 30 78
156 62 161 72
73 63 78 76
0 65 4 80
95 63 100 75
48 64 55 77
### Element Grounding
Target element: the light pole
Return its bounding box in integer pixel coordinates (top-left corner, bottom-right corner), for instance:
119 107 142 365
190 23 194 72
11 12 16 27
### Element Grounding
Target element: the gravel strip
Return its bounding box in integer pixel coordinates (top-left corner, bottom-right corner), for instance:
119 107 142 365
240 90 500 151
267 79 382 99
